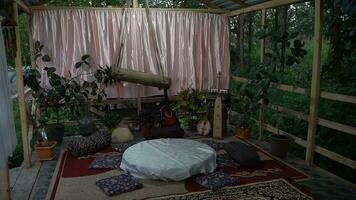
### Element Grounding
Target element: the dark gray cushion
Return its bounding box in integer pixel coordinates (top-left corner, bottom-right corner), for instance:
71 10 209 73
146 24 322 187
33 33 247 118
223 142 261 167
67 129 111 157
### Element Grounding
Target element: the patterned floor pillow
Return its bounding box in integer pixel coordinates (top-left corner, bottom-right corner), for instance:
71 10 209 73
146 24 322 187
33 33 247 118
194 171 239 190
201 140 224 151
89 154 122 169
217 153 240 169
66 129 111 157
114 138 144 153
96 174 143 196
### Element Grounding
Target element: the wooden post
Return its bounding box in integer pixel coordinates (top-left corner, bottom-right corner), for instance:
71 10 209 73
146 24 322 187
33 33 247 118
306 0 323 165
133 0 139 8
258 9 266 141
137 97 142 116
238 14 244 68
260 9 266 63
27 14 35 69
13 2 31 168
258 105 265 141
0 163 11 200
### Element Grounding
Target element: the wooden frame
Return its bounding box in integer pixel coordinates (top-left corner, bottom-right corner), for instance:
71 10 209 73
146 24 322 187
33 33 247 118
3 0 354 192
29 6 228 14
16 0 30 13
225 0 305 16
13 2 31 169
306 0 322 165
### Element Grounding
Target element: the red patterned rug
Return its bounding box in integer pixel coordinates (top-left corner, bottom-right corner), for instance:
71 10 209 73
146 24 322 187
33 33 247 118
48 139 309 200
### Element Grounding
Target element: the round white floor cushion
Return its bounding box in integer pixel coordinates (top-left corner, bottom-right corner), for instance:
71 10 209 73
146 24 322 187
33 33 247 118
111 127 134 143
120 139 217 181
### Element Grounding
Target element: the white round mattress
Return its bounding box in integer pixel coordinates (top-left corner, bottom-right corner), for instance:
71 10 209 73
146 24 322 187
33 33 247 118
120 139 216 181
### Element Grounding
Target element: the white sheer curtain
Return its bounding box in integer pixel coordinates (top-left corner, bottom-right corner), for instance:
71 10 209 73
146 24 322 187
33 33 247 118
0 20 17 169
31 9 230 98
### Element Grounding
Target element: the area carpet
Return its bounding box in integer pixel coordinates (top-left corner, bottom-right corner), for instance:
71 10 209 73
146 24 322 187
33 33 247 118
47 137 311 200
148 179 315 200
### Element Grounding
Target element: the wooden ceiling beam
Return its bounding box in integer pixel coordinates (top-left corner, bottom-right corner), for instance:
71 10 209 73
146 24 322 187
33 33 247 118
230 0 248 7
196 0 223 9
16 0 30 13
225 0 306 17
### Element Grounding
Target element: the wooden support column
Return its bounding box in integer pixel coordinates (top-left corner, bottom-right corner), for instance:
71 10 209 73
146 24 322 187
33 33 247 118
260 9 266 63
306 0 323 165
238 15 244 68
27 15 35 69
0 163 11 200
133 0 139 8
258 9 266 141
258 105 265 141
13 2 31 168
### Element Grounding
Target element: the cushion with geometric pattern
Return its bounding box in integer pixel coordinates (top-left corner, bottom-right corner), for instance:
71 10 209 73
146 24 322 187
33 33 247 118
194 171 239 190
89 154 122 169
96 174 143 196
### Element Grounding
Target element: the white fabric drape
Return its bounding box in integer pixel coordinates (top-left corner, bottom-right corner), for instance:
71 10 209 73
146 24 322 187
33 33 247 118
32 9 230 98
0 22 17 169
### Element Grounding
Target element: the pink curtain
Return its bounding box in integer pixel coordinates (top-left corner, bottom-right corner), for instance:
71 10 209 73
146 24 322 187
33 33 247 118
31 9 230 98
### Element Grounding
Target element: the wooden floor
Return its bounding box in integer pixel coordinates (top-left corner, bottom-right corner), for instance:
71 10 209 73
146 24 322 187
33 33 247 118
9 134 356 200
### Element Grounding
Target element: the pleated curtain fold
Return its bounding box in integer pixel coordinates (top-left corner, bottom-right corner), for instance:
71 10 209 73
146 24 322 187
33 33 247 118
31 9 230 98
0 21 17 169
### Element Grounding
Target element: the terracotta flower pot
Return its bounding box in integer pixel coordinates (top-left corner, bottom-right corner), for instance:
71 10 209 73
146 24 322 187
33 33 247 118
35 141 57 161
235 127 251 139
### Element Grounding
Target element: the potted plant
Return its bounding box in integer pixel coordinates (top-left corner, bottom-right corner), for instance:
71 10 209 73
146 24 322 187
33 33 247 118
102 113 122 133
177 87 207 130
269 115 291 158
24 41 107 142
233 74 270 139
33 113 57 161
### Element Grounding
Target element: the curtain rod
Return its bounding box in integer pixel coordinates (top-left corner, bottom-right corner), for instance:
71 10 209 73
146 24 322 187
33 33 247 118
29 6 228 14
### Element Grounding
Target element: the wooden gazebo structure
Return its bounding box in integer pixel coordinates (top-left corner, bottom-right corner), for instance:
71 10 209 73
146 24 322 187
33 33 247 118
1 0 355 199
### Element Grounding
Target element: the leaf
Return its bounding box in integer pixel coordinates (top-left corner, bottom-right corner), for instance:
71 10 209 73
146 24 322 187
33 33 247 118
42 55 51 62
289 32 299 39
75 62 83 69
34 41 41 49
294 40 302 48
81 54 90 61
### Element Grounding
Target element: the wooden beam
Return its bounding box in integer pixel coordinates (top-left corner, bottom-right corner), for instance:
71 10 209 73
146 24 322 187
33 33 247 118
258 105 265 141
231 75 310 95
196 0 222 9
27 14 36 70
225 0 305 17
239 15 244 68
320 91 356 104
260 8 266 63
29 6 228 14
13 2 31 169
230 0 248 7
133 0 139 8
318 118 356 137
0 163 10 200
16 0 30 13
306 0 323 166
315 146 356 170
88 106 106 117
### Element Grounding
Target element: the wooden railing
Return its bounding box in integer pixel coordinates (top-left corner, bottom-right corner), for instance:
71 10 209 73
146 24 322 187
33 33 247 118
232 75 356 170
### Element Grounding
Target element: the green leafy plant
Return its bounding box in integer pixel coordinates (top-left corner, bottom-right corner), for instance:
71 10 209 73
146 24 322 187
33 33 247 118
24 41 107 128
177 87 207 125
232 73 270 129
102 113 122 132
